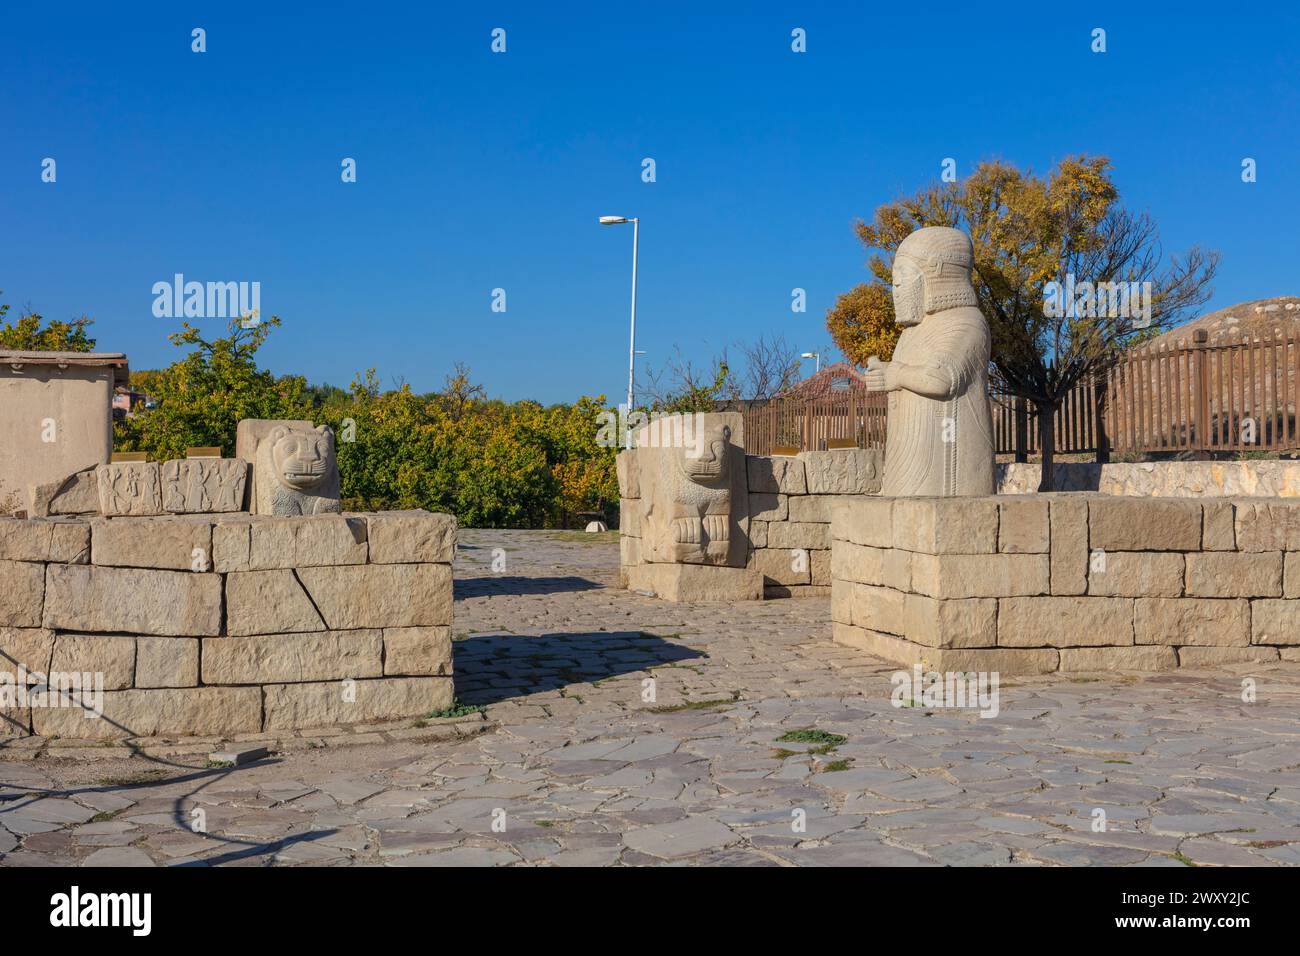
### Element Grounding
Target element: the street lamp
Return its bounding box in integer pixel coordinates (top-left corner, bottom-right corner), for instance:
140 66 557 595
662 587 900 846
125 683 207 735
801 351 821 374
599 215 640 414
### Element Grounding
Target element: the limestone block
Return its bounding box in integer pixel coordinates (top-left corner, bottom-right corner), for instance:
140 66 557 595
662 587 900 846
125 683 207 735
767 521 831 551
903 594 997 649
635 413 748 567
798 448 882 495
31 686 262 740
225 570 326 635
832 622 928 668
249 515 369 569
765 584 832 599
0 517 89 563
996 596 1133 647
850 583 906 635
366 511 456 564
1 700 28 736
998 497 1049 553
1287 554 1300 599
1185 551 1282 598
1202 501 1236 551
788 494 833 524
1284 648 1300 662
383 626 453 676
135 637 199 688
262 676 453 732
211 517 253 572
0 560 46 627
831 579 851 623
883 548 912 591
831 539 886 587
830 497 893 549
620 534 641 569
619 499 640 538
746 455 807 495
1234 500 1300 551
239 419 341 517
1087 552 1184 598
202 629 383 684
0 627 55 677
160 458 248 513
810 548 832 585
1250 600 1300 645
51 634 135 689
1058 646 1177 671
1048 496 1088 595
1178 645 1279 667
747 493 787 522
1089 498 1201 551
1134 598 1249 646
930 647 1059 675
910 553 1048 599
625 562 762 602
747 519 767 549
752 547 810 586
44 564 222 636
617 449 641 499
95 461 162 516
892 497 998 554
91 516 214 571
296 563 453 629
28 467 99 517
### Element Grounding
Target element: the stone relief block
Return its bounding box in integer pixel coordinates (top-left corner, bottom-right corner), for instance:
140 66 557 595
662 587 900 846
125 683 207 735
96 461 162 516
246 421 342 516
798 448 883 495
160 458 247 513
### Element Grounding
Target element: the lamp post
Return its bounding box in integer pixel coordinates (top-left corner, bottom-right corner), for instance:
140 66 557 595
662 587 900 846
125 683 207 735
599 215 639 414
801 351 821 375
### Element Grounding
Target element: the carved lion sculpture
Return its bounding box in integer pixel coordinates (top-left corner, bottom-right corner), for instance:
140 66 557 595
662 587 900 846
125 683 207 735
640 418 736 565
252 424 342 516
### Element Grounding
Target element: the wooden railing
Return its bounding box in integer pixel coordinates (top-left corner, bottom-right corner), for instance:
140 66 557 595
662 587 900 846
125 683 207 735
742 331 1300 458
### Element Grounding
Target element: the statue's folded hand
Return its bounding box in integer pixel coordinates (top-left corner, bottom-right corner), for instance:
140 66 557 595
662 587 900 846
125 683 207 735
863 356 893 392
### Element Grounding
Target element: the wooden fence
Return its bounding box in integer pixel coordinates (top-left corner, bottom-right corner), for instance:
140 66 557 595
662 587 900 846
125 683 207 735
741 331 1300 458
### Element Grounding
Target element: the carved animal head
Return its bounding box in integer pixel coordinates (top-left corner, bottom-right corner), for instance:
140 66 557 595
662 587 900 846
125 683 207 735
266 425 335 491
675 422 731 484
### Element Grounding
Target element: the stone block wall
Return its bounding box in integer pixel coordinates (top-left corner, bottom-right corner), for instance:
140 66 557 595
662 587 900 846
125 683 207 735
0 510 455 740
619 448 881 599
831 494 1300 673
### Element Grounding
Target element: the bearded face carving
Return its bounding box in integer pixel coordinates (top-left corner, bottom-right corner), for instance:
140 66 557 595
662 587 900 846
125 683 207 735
252 424 341 516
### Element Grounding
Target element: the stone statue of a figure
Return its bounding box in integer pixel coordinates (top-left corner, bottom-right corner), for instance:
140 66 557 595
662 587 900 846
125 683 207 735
863 226 995 496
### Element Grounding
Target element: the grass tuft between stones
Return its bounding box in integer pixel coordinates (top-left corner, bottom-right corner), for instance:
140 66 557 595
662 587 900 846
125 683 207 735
775 728 848 747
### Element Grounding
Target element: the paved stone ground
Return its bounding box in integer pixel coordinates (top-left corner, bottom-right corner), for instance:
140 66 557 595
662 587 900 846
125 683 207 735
2 528 1299 867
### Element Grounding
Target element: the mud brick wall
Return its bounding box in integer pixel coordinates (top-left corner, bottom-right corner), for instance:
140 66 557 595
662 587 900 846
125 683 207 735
0 510 455 740
831 494 1300 674
619 448 881 599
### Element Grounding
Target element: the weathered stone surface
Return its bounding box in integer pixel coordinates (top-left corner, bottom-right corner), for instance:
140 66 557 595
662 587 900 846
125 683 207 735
95 461 162 516
383 626 453 676
998 460 1300 497
892 497 998 554
766 521 831 551
1185 551 1282 598
831 539 886 586
746 455 807 495
998 497 1049 553
910 553 1048 599
160 458 247 513
1250 600 1300 645
1089 498 1201 552
798 449 882 495
751 547 809 586
91 516 213 571
746 519 767 549
810 548 832 586
203 629 383 684
831 578 851 623
28 467 99 517
619 500 640 538
619 535 640 569
1234 501 1300 551
366 511 456 564
50 634 135 689
1058 646 1178 671
1 699 29 736
932 647 1059 675
296 563 454 629
832 622 927 667
882 548 912 591
1087 552 1184 598
44 564 222 636
997 597 1133 647
1287 554 1300 599
135 637 199 688
225 570 326 635
0 560 46 627
764 584 831 600
243 420 342 517
1178 645 1279 667
747 493 787 522
0 627 54 677
616 449 641 499
246 515 369 569
1048 496 1088 595
625 562 762 602
262 677 452 731
831 497 893 548
850 583 906 635
903 595 997 649
31 686 261 740
635 413 748 568
1134 598 1249 646
0 517 89 563
1202 501 1236 551
788 494 833 524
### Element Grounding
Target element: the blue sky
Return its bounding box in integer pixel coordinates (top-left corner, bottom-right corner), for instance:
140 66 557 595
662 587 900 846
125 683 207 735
3 1 1297 404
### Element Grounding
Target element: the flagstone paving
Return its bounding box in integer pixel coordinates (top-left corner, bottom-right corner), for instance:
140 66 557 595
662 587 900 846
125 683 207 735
2 528 1299 867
